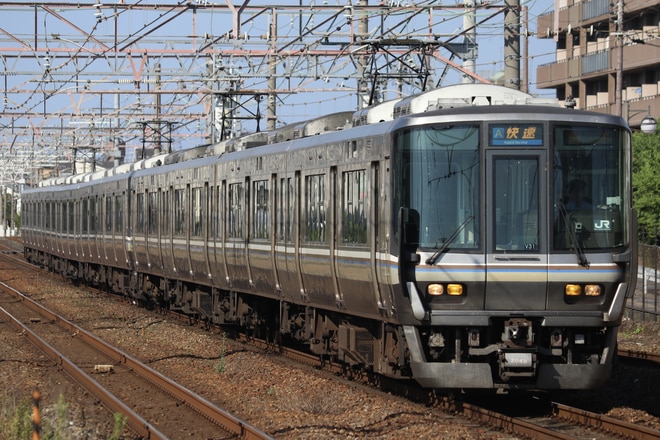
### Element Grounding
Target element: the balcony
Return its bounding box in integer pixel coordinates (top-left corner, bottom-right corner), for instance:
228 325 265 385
536 42 660 88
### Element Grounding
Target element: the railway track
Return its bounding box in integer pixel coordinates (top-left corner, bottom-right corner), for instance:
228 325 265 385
1 238 659 439
0 278 271 439
442 397 660 440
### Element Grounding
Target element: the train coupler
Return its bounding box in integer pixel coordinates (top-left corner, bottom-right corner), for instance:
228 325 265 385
498 349 538 380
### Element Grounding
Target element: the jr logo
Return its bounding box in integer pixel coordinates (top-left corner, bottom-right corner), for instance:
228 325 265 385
594 220 611 231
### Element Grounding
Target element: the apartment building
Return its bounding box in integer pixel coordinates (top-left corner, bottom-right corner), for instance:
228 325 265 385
536 0 660 128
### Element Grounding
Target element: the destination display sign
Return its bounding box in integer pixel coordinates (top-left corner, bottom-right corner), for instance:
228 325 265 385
490 124 543 146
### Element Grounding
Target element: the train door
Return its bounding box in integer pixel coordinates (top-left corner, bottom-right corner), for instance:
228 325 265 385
224 178 252 291
485 150 548 310
369 161 392 315
274 173 305 302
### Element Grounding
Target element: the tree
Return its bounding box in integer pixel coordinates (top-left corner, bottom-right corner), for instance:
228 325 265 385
632 124 660 242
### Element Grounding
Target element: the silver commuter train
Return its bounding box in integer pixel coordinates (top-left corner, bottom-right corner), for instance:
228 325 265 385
22 84 636 390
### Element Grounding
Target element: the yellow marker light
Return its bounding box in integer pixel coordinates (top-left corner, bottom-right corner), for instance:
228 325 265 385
584 284 602 296
565 284 582 296
427 284 444 296
447 284 463 296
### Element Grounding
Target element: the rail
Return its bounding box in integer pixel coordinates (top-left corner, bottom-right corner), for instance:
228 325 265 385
0 280 273 440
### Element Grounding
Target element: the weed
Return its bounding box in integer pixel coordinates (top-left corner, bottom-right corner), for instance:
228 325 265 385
109 412 128 440
0 394 32 440
214 333 228 373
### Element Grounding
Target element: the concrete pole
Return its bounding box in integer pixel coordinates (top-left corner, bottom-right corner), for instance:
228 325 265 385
463 0 476 84
504 0 521 90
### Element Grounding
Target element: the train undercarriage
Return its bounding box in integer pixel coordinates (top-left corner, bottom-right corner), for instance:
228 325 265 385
26 248 617 391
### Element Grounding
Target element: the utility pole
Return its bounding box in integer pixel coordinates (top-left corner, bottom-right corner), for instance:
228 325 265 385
522 5 528 93
504 0 521 89
462 0 476 84
615 0 624 117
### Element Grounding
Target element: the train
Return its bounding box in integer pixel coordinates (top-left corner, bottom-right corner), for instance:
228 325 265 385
21 84 637 391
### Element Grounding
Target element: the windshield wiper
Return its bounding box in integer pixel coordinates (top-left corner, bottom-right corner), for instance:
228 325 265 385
558 203 590 268
426 215 474 265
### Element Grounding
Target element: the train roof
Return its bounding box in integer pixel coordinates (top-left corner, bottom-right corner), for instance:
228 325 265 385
35 84 581 188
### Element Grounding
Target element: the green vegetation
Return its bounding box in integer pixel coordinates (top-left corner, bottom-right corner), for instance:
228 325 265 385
110 413 128 440
0 391 128 440
632 125 660 241
214 332 228 373
0 394 32 440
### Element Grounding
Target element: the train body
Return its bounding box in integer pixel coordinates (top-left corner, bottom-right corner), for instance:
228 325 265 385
22 84 636 390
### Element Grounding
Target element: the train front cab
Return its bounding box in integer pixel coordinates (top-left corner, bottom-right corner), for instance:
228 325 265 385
393 111 635 390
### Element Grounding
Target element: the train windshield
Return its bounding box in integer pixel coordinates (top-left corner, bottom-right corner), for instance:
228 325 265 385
553 125 628 250
395 124 480 250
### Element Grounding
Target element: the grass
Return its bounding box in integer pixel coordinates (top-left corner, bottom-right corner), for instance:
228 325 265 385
214 332 228 373
0 390 128 440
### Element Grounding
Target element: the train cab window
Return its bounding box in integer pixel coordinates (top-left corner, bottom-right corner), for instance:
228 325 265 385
493 157 539 252
228 183 244 239
553 125 626 250
253 179 270 240
394 124 480 250
174 188 187 236
341 169 367 245
304 174 326 243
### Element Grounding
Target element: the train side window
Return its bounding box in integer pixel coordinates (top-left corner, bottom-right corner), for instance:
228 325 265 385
252 179 270 240
105 196 112 233
81 199 88 234
114 195 123 234
278 177 293 243
304 174 326 243
341 169 367 245
209 185 215 239
45 201 51 230
148 191 158 236
161 190 170 236
228 182 244 239
174 188 186 236
136 192 145 234
217 183 225 240
91 196 98 234
52 200 56 231
68 201 73 234
191 186 204 237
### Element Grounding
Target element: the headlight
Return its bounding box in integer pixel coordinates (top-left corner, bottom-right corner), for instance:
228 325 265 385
427 283 464 296
565 284 602 297
427 284 444 296
584 284 602 296
565 284 582 296
447 284 463 296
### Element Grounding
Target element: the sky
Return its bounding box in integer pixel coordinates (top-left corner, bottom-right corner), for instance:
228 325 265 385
0 0 560 159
